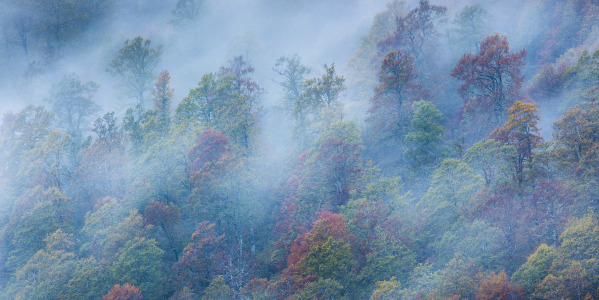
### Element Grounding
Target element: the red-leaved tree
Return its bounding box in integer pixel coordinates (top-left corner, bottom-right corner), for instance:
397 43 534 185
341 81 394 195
188 129 231 187
366 51 420 157
451 34 526 141
171 221 226 296
102 283 142 300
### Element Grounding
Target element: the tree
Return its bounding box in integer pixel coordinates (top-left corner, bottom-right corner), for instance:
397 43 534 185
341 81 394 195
298 63 345 110
527 212 599 299
553 102 599 207
464 139 512 186
354 212 416 297
373 51 418 106
365 51 420 160
564 48 599 102
20 130 84 191
111 237 167 299
273 54 310 113
91 112 122 151
404 100 446 173
553 101 599 174
534 261 596 300
73 118 128 202
423 158 482 209
491 101 543 186
1 105 54 187
279 121 362 229
175 57 262 150
528 180 572 246
347 0 406 103
438 254 480 299
287 212 353 266
102 283 143 300
451 34 526 140
280 212 356 297
476 270 522 300
171 0 204 26
512 244 556 296
434 220 504 271
370 276 403 300
294 278 345 300
188 129 232 188
17 0 113 56
202 276 234 300
122 107 146 152
284 64 345 148
62 256 110 299
151 70 174 134
186 129 233 223
378 0 447 63
239 279 269 300
274 122 363 272
448 5 491 54
4 188 73 272
303 236 356 284
557 212 599 263
171 221 226 296
107 36 162 106
143 201 181 261
47 73 100 135
81 203 144 264
293 64 345 145
399 263 442 299
472 186 528 273
132 126 192 209
306 122 363 208
2 1 34 62
6 229 79 300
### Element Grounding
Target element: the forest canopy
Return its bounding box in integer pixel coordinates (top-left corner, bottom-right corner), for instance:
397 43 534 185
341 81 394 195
1 0 599 299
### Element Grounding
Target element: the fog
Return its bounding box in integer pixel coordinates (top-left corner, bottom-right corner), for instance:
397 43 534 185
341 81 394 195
1 0 599 298
0 0 392 113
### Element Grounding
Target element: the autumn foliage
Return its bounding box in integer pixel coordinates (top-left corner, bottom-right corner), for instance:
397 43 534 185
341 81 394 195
452 34 526 140
3 1 599 300
188 129 231 186
476 270 522 300
102 283 143 300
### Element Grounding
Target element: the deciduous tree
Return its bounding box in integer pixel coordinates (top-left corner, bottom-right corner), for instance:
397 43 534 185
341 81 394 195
171 221 226 296
491 101 543 186
378 0 447 63
151 70 174 134
369 276 403 300
102 283 143 300
451 34 526 140
294 278 345 300
143 201 181 261
46 73 99 135
365 51 419 160
273 54 310 114
476 270 522 300
171 0 204 26
464 139 512 186
448 5 490 54
404 100 446 172
293 64 345 146
111 237 167 299
529 180 572 246
176 57 262 150
107 36 162 106
512 244 556 296
553 101 599 175
7 229 78 299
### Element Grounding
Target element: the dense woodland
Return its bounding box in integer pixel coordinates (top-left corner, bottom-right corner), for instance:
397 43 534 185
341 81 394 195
1 0 599 299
